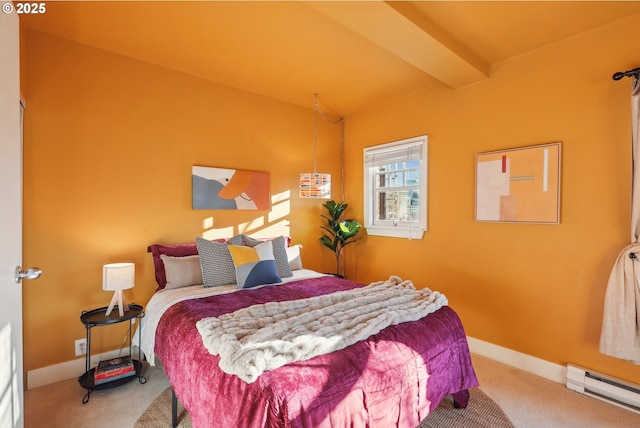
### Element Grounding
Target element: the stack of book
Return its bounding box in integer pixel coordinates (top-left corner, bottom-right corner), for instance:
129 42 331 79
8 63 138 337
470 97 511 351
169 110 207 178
94 356 135 385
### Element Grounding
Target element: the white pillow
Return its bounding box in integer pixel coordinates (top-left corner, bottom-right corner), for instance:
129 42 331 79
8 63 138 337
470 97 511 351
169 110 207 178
286 244 303 271
160 254 203 289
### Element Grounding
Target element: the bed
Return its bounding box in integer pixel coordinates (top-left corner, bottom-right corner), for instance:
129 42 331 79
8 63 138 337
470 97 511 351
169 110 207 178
137 236 478 427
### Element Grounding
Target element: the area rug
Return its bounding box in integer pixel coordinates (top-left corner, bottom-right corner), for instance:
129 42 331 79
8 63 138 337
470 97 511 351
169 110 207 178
135 387 514 428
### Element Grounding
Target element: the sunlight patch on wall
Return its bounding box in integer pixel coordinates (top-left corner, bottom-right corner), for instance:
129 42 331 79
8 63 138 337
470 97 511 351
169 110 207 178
202 226 236 241
203 217 214 230
271 190 290 204
201 190 291 239
239 217 265 233
245 219 290 239
269 191 290 224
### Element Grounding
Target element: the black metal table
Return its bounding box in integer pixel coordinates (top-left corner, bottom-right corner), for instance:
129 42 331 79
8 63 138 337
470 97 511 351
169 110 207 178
78 304 147 403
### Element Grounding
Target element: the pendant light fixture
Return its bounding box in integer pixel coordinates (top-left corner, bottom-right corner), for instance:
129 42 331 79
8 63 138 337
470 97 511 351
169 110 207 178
299 93 341 199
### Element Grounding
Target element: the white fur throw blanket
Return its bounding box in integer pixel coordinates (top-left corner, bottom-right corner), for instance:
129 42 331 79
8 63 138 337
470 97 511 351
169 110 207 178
196 276 448 383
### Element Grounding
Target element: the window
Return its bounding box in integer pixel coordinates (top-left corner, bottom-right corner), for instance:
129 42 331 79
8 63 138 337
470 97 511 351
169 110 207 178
363 136 427 239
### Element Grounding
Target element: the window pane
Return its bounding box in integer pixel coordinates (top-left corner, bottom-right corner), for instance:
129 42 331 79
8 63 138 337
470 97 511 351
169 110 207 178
406 160 419 169
376 171 405 189
405 168 419 186
376 166 418 189
376 190 420 222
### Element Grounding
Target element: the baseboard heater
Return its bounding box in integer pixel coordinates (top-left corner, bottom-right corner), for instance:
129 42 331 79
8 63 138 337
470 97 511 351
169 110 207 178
566 364 640 415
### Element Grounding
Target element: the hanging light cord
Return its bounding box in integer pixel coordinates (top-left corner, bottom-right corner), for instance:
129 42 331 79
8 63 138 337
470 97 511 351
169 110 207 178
313 93 345 200
314 93 344 125
340 118 345 202
313 93 319 175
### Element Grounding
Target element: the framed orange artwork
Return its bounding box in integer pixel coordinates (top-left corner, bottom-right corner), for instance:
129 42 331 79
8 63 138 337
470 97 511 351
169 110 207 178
475 142 561 223
192 166 270 210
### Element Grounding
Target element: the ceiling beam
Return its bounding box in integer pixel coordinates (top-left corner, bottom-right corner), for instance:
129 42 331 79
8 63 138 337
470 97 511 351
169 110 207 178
305 1 491 88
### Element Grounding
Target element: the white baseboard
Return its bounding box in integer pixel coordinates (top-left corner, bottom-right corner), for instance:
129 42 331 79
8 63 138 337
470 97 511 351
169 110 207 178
26 348 137 390
27 337 565 390
467 336 566 384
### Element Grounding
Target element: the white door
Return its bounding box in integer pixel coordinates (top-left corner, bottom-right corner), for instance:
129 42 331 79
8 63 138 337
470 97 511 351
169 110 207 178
0 11 25 428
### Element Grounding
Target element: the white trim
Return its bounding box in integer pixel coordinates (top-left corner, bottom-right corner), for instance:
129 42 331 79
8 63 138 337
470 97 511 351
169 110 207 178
28 336 565 389
364 225 424 239
26 348 136 390
467 336 565 384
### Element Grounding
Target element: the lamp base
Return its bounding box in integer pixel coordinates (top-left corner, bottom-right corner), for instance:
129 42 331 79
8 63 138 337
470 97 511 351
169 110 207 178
105 290 129 317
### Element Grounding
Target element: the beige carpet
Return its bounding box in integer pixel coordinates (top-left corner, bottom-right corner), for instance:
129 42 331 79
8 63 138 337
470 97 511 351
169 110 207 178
135 387 514 428
418 388 515 428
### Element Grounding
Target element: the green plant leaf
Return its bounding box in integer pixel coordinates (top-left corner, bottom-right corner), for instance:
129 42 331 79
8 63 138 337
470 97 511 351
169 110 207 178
339 220 361 238
319 235 337 251
323 200 347 221
320 200 361 276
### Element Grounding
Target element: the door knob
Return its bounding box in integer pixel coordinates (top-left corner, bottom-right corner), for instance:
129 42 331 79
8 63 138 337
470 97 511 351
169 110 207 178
15 266 42 284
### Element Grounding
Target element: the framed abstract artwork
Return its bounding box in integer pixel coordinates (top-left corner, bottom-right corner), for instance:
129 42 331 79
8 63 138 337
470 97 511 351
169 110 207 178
475 142 561 223
192 166 270 210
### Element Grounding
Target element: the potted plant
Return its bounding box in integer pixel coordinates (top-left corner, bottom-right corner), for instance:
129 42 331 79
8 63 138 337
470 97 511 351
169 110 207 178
319 200 361 278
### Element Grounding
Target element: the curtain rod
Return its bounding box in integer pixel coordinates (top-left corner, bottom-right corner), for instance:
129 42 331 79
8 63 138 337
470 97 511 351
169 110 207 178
612 67 640 81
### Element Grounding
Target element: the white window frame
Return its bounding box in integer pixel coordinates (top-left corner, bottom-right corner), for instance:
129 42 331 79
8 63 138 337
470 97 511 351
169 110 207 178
363 135 427 239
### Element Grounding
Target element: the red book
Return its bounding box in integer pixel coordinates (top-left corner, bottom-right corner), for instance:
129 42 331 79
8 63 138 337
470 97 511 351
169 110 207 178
94 369 135 385
94 364 135 383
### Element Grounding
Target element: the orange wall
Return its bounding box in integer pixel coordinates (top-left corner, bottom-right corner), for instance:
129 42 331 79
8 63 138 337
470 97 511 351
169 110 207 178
23 12 640 388
344 15 640 384
22 29 341 373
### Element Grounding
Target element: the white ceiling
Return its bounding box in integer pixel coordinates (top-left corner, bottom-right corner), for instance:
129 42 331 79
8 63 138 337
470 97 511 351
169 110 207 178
21 1 640 115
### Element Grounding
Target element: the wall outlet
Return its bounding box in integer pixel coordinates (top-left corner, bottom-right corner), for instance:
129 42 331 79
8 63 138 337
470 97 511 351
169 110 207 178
75 338 87 357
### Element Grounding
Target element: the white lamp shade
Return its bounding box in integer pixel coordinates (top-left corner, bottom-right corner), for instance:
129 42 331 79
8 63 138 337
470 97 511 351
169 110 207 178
102 263 135 291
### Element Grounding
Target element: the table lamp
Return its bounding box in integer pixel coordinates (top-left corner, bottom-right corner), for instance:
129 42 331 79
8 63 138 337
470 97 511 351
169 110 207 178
103 262 135 316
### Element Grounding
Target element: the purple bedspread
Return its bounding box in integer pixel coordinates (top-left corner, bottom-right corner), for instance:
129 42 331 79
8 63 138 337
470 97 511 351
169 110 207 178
155 276 478 428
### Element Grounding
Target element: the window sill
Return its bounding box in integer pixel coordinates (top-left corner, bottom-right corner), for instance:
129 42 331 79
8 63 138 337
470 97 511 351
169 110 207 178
365 226 425 240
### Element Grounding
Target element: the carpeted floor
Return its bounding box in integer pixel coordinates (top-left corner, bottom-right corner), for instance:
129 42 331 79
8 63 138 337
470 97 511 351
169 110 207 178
134 386 514 428
25 354 640 427
417 388 514 428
